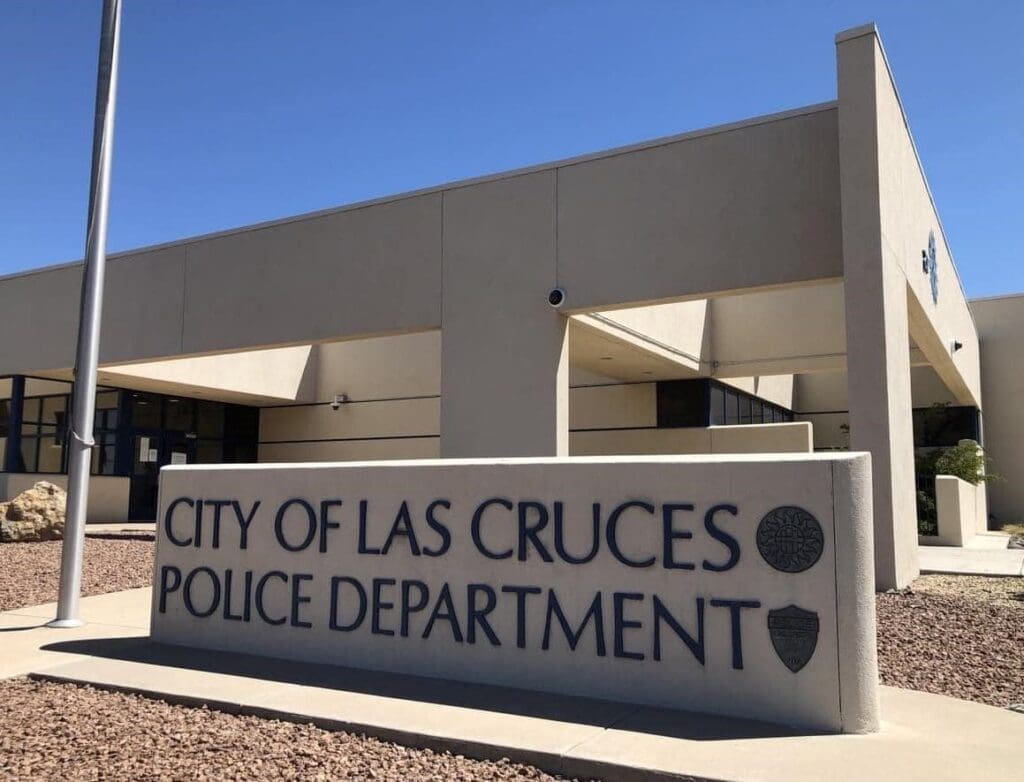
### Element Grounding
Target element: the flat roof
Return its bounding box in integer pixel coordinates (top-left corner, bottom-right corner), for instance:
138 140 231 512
0 101 837 284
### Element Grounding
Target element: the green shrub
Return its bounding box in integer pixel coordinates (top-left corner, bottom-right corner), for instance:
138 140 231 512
933 440 995 485
914 440 997 536
916 490 937 536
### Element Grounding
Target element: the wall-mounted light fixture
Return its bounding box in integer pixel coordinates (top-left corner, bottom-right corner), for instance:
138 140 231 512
330 393 349 411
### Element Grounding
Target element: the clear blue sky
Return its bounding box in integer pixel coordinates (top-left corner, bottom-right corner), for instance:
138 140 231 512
2 1 1022 297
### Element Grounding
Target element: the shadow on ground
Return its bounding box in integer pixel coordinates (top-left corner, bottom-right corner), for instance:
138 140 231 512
39 636 805 742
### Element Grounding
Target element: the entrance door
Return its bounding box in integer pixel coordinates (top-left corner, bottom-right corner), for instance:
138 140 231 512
129 433 161 520
128 433 196 520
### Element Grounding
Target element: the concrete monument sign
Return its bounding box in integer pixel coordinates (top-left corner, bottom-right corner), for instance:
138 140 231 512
150 454 879 733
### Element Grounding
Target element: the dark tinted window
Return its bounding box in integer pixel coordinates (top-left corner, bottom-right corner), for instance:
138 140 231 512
725 390 740 425
738 395 752 424
751 400 763 424
709 386 726 425
654 379 793 430
131 393 162 429
197 402 225 438
656 380 708 428
913 406 981 448
164 398 195 432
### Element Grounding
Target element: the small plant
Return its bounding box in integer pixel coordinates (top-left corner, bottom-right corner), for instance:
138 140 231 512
932 440 997 486
914 440 997 536
916 490 937 536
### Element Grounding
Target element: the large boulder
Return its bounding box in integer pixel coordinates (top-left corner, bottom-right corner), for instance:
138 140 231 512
0 481 67 543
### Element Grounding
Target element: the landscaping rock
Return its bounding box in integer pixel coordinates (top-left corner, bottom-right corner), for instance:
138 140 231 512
0 482 67 543
0 535 154 611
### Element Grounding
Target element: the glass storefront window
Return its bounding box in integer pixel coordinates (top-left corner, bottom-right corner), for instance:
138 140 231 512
20 438 38 472
223 440 258 463
97 391 119 409
739 396 751 424
225 406 259 439
725 391 739 425
22 398 41 423
913 405 981 447
95 408 118 430
196 441 223 464
131 393 161 429
197 402 225 438
5 384 258 501
709 386 726 426
37 436 63 472
41 396 65 425
164 398 195 432
654 379 796 431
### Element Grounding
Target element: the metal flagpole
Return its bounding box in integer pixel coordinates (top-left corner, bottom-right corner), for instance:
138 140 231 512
51 0 123 627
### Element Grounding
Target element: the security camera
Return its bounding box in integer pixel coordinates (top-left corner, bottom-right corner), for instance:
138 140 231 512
330 393 349 411
548 287 567 308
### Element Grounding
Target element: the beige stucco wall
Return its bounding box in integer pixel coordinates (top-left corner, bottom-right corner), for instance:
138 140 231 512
570 383 657 429
100 345 318 405
440 171 569 458
871 61 980 407
587 300 708 373
795 367 960 451
925 475 987 547
556 105 843 310
259 387 810 464
835 24 985 588
711 283 847 377
571 422 812 457
258 333 802 464
752 375 796 410
0 473 130 523
972 294 1024 522
314 333 440 402
23 378 73 396
259 438 440 463
0 101 842 379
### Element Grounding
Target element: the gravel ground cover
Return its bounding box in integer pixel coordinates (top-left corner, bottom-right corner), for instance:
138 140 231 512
876 574 1024 708
0 678 584 782
0 535 153 612
2 540 1021 779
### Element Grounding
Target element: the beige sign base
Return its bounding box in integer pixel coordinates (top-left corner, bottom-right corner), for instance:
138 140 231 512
151 455 879 733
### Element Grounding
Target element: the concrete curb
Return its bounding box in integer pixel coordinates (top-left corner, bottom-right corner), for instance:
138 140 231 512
28 670 714 782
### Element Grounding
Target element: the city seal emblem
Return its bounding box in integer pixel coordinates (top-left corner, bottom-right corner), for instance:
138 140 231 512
756 506 824 573
768 605 820 673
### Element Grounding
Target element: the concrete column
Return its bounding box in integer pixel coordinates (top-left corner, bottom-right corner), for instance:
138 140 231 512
837 25 920 589
440 171 568 457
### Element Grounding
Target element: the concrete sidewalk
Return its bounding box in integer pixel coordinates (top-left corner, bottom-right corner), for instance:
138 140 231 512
0 589 149 680
2 589 1021 782
918 544 1024 576
85 522 156 537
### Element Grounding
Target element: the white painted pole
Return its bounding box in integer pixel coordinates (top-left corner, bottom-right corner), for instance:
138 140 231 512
51 0 123 628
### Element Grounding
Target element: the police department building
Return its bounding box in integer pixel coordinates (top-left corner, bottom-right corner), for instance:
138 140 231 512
1 24 1021 591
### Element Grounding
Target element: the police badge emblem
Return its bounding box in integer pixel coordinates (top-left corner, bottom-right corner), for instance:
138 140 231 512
767 605 819 673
